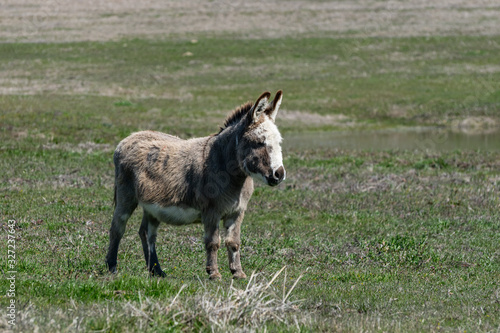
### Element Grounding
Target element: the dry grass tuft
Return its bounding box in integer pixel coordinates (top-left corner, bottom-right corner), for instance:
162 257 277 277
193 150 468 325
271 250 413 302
194 266 305 330
13 267 307 332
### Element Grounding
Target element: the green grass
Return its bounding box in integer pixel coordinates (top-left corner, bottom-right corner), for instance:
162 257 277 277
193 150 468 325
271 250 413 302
1 36 500 136
1 35 500 331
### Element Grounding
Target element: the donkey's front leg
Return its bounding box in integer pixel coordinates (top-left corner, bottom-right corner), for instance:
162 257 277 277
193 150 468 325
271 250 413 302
203 213 222 280
224 212 247 279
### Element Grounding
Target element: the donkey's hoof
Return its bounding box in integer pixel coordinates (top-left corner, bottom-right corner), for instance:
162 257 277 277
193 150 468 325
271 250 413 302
209 272 222 280
151 269 167 277
232 271 247 279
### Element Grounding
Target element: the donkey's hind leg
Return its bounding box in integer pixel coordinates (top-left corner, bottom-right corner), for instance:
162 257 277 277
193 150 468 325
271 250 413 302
106 188 137 273
139 212 166 277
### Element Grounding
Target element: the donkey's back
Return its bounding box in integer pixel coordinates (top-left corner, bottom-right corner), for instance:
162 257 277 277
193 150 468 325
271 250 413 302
113 130 206 211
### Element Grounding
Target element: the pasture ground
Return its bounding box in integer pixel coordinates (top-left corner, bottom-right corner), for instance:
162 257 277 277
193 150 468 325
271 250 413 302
1 1 500 332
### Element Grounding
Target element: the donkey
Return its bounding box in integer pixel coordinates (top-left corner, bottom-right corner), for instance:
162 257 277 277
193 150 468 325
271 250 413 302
105 91 286 279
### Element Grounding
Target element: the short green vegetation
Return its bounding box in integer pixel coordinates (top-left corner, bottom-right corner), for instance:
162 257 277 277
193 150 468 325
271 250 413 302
1 35 499 331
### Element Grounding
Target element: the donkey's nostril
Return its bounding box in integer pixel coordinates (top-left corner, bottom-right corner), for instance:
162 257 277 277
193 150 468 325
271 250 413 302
268 166 285 186
273 166 285 181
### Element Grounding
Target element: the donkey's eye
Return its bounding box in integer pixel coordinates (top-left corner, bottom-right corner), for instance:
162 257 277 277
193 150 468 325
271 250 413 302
257 142 266 147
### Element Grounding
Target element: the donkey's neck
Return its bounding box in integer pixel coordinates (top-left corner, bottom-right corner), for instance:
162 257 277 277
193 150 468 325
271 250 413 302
209 123 247 182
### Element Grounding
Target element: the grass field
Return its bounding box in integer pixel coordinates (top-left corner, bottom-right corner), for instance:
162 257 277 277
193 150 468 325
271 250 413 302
1 2 500 332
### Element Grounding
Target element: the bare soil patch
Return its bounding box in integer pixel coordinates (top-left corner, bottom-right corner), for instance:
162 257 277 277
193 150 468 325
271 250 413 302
450 116 499 134
42 142 114 154
280 110 356 128
2 0 499 43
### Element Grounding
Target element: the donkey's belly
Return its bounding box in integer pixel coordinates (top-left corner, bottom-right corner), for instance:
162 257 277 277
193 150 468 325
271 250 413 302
141 203 201 225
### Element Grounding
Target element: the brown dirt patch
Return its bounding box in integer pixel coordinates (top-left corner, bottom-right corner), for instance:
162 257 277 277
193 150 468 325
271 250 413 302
450 117 499 134
280 110 356 128
42 142 114 153
1 0 499 43
7 174 95 190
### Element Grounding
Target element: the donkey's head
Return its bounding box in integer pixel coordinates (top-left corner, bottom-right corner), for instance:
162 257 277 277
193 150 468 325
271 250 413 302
237 90 286 186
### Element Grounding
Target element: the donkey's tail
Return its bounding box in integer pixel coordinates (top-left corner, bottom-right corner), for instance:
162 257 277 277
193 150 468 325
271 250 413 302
112 148 120 208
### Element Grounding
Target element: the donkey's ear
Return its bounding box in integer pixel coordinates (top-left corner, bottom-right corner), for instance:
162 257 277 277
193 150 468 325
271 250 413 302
266 90 283 121
251 91 271 122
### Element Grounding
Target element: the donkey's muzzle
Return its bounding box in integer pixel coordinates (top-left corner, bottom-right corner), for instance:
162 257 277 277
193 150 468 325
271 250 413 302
267 166 286 186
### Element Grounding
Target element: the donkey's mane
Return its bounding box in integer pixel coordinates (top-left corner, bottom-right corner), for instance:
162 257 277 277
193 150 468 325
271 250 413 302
220 102 253 132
